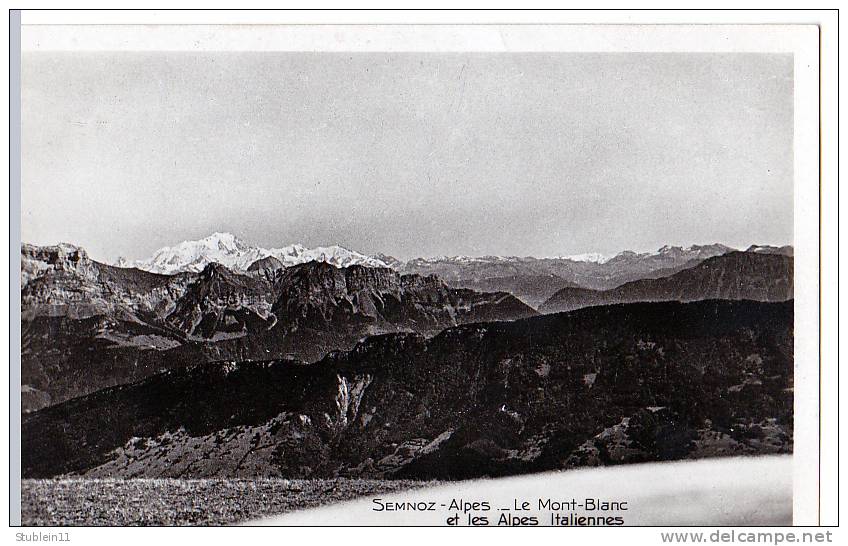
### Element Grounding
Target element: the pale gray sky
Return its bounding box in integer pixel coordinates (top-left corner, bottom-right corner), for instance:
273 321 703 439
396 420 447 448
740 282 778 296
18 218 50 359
21 52 793 262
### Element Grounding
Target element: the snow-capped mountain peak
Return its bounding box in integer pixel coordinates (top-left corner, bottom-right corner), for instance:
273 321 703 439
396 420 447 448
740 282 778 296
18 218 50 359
558 252 614 264
117 233 389 274
201 232 249 252
272 244 389 269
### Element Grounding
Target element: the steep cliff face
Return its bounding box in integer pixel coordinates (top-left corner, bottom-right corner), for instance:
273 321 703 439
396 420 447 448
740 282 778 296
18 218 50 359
20 244 536 411
21 245 202 411
22 300 793 480
246 256 285 277
540 252 793 314
21 243 193 322
164 263 275 340
271 263 535 339
22 244 97 286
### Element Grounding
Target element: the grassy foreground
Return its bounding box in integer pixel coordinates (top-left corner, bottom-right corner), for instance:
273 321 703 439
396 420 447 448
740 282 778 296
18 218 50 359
22 478 430 526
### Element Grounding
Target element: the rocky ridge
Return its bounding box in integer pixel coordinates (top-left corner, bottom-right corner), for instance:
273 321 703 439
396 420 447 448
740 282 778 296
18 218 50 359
21 243 535 411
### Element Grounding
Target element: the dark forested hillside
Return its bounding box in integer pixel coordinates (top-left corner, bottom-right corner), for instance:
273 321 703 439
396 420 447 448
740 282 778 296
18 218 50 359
23 299 793 480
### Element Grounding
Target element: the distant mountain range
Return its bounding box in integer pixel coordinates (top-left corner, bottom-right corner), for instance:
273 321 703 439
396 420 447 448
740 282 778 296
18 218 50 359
402 244 792 302
112 233 745 276
21 242 534 411
539 251 793 314
115 232 389 273
20 237 792 413
108 233 791 306
20 232 795 483
22 299 793 480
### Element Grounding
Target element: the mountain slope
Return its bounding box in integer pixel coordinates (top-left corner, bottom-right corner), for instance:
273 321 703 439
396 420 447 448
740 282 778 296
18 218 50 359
21 244 535 410
22 243 193 322
271 262 535 334
164 263 275 340
22 299 793 480
246 256 285 273
539 251 793 314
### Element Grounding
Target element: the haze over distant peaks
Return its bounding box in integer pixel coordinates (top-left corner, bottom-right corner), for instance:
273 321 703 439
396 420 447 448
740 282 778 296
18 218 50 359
557 244 735 264
110 233 791 284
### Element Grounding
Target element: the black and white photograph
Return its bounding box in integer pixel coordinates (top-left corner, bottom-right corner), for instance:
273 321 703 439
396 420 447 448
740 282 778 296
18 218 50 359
8 12 836 534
